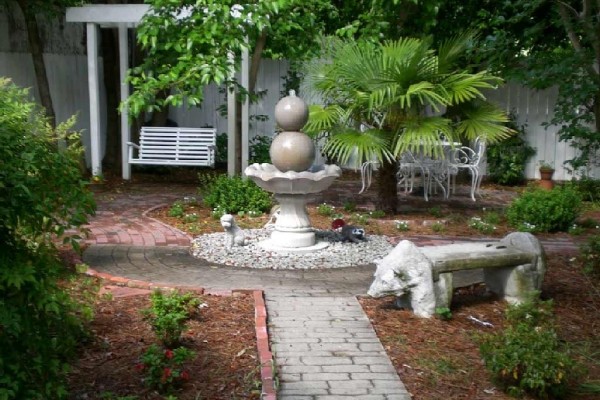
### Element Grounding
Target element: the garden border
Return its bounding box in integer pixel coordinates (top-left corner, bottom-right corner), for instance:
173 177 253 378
84 267 277 399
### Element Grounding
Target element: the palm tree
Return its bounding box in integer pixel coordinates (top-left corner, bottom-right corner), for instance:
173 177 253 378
303 35 513 212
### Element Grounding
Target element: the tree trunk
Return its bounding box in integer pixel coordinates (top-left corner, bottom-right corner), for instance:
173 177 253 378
377 160 399 213
101 27 121 170
15 0 55 128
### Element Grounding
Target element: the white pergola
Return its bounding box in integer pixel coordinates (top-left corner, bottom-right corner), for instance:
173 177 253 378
66 4 249 179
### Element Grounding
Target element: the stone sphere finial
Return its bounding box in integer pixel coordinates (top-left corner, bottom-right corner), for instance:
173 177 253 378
274 90 309 131
270 92 315 172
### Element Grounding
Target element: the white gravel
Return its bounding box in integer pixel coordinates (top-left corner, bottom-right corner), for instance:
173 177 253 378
190 229 394 269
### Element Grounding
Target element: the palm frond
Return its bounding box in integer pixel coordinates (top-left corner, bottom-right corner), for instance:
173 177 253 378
453 101 515 143
391 116 453 158
442 71 501 105
304 104 350 138
437 31 478 73
322 128 394 165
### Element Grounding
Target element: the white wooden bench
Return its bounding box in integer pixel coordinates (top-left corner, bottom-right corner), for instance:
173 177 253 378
127 126 217 167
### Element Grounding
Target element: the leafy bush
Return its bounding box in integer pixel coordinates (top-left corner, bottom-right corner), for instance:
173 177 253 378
506 186 582 232
487 115 536 185
479 297 576 398
249 135 272 164
215 132 228 165
138 344 194 393
317 202 335 216
580 235 600 280
142 291 201 347
168 201 185 218
568 177 600 203
202 175 272 214
0 78 96 399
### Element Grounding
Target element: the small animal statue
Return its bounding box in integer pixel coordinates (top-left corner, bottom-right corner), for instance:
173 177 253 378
220 214 247 251
331 218 367 243
340 225 367 243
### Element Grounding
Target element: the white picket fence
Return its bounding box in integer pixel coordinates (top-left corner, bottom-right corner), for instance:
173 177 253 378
1 49 597 180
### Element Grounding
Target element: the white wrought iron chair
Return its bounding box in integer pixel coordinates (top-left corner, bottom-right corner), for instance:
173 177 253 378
397 151 448 201
448 137 486 201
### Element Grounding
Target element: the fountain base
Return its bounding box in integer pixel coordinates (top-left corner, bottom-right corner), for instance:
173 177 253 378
258 238 330 253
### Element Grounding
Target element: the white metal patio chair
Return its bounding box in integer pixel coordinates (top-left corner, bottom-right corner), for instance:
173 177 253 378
448 137 486 201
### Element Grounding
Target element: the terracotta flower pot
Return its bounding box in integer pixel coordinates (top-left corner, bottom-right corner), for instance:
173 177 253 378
539 168 554 190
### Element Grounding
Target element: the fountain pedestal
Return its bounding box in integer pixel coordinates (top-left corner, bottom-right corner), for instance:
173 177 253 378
260 194 329 252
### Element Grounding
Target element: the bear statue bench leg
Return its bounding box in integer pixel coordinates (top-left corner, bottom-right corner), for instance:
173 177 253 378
369 232 546 318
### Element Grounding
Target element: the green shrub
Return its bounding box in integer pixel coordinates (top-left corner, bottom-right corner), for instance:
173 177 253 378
202 175 272 214
142 291 201 348
487 115 536 185
506 186 582 232
0 78 96 399
479 297 576 398
139 344 195 393
317 202 335 216
580 235 600 280
215 132 228 165
249 135 272 164
168 201 185 218
569 176 600 203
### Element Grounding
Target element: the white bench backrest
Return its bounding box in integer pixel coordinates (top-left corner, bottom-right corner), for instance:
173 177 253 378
138 127 216 162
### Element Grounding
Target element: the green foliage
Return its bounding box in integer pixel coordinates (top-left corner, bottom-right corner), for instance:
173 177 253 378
349 213 370 226
215 132 228 165
506 186 582 233
202 175 273 214
395 220 410 232
569 177 600 203
139 344 194 393
317 202 335 216
435 307 452 321
434 1 600 170
428 206 443 218
479 297 576 398
142 291 201 348
182 213 199 223
168 201 185 218
343 201 356 212
580 235 600 280
468 216 496 234
123 0 335 116
0 78 96 399
369 210 386 218
487 115 536 185
430 222 446 233
249 135 272 164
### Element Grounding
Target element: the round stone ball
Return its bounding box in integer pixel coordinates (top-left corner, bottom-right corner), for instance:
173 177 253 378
274 92 309 131
270 131 316 172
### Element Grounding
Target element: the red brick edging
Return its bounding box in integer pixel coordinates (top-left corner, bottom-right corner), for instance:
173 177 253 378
84 268 277 399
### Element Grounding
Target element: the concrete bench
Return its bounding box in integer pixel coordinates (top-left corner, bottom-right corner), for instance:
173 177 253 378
368 232 546 318
127 126 217 167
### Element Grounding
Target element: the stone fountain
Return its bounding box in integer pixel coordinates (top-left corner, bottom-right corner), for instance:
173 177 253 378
245 91 342 252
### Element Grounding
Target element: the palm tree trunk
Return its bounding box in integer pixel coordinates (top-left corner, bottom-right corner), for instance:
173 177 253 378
377 159 399 213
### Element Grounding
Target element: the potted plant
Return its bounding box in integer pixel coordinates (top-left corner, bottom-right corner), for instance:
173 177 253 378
538 160 555 190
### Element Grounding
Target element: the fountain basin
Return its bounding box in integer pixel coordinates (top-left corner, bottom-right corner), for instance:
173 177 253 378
244 162 342 251
245 163 342 194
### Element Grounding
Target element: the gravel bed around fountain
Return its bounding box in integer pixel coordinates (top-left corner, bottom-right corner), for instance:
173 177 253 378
189 228 394 270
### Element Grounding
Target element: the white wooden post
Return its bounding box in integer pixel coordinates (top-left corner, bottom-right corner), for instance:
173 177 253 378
118 24 131 180
86 22 102 177
227 51 237 177
241 45 250 176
